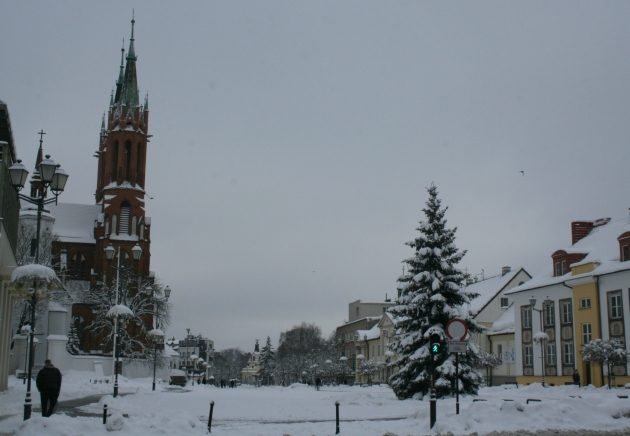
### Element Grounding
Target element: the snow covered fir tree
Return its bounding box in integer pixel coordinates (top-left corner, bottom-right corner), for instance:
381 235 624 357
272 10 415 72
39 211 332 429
389 184 482 399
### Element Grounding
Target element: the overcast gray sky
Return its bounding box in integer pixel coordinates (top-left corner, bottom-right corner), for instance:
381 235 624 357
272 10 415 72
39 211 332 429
2 1 630 351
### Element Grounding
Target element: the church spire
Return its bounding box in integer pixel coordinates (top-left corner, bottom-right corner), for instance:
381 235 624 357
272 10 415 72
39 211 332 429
120 13 139 108
114 39 125 103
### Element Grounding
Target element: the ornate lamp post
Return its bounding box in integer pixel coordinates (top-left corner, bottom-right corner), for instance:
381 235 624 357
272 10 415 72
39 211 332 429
149 285 170 391
105 243 142 397
530 297 551 387
9 140 68 421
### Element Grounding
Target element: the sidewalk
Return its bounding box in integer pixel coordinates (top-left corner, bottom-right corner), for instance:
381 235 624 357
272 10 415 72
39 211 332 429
0 393 107 422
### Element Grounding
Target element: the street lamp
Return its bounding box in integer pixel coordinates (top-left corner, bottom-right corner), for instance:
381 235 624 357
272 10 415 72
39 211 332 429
190 354 199 386
105 242 142 397
9 141 69 421
149 285 170 391
530 297 551 387
364 334 371 385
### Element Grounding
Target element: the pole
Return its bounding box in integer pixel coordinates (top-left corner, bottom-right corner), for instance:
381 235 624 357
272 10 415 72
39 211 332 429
23 178 46 420
335 401 340 434
207 401 214 433
103 404 108 424
540 312 545 387
429 371 436 429
152 303 159 391
23 291 37 420
113 247 121 398
455 352 459 415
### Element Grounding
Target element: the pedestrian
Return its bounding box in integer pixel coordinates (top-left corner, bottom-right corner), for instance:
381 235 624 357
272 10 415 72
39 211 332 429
573 369 580 387
315 377 322 391
36 359 62 417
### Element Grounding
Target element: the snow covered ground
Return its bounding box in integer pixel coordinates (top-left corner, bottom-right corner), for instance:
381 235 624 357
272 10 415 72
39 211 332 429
2 371 630 435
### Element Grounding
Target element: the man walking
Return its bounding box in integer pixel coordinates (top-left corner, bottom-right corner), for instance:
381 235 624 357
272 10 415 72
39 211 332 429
36 359 62 417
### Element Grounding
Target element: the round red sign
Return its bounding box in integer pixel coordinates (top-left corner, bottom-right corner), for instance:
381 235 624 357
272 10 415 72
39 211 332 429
445 319 468 340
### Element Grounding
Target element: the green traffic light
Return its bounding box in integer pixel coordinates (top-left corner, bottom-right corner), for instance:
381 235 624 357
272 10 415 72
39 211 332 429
431 343 440 354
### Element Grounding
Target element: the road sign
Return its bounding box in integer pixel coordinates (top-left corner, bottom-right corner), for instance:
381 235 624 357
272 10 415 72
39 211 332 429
447 341 468 353
445 319 468 340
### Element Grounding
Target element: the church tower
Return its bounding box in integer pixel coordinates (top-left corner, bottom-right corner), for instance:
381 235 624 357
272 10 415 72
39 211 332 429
93 15 151 280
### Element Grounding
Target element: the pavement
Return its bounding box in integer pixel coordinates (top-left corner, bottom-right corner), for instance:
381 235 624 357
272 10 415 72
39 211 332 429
0 392 121 423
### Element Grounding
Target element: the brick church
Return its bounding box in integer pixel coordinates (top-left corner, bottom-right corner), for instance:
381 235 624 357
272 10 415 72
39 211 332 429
31 16 155 353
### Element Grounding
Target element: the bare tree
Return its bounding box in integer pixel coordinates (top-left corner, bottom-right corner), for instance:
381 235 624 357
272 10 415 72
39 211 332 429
82 268 170 360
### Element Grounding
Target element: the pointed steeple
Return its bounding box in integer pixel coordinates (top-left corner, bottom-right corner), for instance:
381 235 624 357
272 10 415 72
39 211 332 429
120 13 139 108
101 113 106 131
29 130 45 198
114 39 125 103
144 92 149 111
127 10 136 60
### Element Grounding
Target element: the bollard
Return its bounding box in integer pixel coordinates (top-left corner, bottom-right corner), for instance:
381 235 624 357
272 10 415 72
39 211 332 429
207 400 214 433
103 404 108 425
335 401 340 434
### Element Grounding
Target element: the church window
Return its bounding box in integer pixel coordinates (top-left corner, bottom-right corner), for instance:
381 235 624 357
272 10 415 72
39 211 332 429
125 141 132 180
112 141 119 181
112 214 117 235
120 202 131 234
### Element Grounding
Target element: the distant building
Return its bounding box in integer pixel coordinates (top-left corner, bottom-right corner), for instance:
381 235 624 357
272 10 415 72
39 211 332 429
178 331 214 378
240 340 262 384
465 266 532 385
507 216 630 387
335 299 395 379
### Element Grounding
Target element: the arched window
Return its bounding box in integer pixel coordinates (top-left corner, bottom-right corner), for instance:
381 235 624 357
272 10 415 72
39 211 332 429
119 202 131 235
112 141 119 181
125 141 132 180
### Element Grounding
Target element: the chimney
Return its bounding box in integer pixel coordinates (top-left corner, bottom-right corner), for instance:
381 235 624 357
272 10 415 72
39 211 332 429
571 221 594 245
501 266 511 276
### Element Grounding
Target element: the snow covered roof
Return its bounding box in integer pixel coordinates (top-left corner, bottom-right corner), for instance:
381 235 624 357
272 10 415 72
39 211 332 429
356 322 381 341
506 215 630 295
487 303 515 335
48 203 100 244
464 268 525 315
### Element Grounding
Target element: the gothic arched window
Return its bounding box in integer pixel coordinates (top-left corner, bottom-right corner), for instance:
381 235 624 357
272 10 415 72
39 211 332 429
112 141 119 181
119 201 131 235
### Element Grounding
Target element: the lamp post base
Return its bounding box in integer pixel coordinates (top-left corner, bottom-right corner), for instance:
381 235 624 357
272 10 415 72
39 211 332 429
23 394 32 420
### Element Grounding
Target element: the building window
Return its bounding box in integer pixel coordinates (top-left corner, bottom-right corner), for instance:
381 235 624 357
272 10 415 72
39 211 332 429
622 245 630 262
609 291 623 320
119 201 130 235
561 300 573 324
554 260 568 276
546 343 557 366
562 341 574 365
500 297 509 308
522 306 532 329
497 344 503 360
523 345 533 366
544 301 555 327
580 298 591 309
582 323 592 345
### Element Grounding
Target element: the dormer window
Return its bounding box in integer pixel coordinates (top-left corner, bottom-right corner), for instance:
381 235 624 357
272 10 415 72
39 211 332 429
554 260 568 276
618 232 630 262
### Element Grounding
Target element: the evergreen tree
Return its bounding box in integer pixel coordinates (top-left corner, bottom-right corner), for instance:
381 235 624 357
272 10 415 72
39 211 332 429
259 336 276 385
389 184 482 399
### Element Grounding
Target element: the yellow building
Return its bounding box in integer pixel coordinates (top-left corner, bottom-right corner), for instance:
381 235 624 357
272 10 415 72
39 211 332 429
507 217 630 387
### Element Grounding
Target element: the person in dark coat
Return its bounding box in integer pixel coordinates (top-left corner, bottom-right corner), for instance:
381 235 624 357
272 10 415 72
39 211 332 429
573 369 580 387
36 359 62 417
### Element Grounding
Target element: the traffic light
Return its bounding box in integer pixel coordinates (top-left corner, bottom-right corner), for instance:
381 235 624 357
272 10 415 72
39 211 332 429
430 334 442 355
